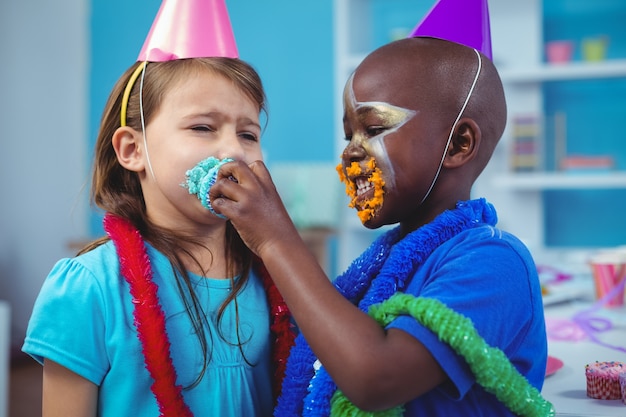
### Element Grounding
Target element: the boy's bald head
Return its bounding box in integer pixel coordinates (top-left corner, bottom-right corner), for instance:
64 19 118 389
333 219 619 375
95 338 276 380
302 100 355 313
350 37 507 173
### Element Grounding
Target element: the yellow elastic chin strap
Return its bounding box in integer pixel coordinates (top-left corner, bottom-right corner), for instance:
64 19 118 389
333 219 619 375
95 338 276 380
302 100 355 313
120 62 148 127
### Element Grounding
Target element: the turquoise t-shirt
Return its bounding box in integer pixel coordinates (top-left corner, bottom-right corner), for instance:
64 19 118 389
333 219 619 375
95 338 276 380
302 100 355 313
23 241 273 416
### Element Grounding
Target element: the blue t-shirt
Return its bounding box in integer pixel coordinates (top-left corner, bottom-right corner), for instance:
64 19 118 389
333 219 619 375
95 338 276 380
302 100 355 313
389 225 547 416
23 242 274 417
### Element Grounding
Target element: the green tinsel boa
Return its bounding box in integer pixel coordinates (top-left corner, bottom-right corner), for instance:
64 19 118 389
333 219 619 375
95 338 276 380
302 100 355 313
329 294 555 417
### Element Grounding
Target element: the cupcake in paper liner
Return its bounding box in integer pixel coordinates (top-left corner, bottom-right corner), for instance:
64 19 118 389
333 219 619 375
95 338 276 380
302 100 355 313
619 370 626 404
585 361 625 400
183 156 234 218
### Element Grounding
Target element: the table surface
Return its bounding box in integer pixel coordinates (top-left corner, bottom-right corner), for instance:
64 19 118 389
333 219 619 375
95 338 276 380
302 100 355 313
541 295 626 416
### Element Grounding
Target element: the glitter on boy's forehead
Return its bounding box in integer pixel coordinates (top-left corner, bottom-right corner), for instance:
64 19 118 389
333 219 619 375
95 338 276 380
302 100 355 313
343 74 416 124
343 74 416 190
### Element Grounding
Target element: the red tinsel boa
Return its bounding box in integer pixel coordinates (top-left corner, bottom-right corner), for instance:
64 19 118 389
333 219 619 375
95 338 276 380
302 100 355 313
104 213 295 415
104 214 192 416
254 256 296 401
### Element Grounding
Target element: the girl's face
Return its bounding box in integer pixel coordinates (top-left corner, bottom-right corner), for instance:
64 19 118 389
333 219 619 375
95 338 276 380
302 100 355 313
140 70 262 231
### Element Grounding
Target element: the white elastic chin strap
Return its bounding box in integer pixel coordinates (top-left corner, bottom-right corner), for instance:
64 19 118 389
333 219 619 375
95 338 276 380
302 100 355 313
419 48 482 205
138 61 157 181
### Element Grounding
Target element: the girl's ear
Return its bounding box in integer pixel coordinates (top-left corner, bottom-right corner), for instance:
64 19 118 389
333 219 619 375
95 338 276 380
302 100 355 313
444 117 481 168
112 127 145 172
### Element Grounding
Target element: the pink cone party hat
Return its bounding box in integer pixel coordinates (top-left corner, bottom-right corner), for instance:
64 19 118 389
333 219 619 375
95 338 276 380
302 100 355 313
137 0 238 61
408 0 492 60
121 0 238 126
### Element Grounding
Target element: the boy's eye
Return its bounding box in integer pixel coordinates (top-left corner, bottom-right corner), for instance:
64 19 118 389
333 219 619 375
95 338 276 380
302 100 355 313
342 125 385 142
366 126 386 137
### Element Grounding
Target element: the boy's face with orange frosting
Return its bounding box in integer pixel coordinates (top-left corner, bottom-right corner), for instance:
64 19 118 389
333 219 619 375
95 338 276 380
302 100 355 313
337 50 451 229
337 74 415 225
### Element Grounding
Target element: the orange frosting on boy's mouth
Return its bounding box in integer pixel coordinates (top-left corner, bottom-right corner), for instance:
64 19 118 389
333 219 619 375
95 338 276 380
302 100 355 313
336 157 386 223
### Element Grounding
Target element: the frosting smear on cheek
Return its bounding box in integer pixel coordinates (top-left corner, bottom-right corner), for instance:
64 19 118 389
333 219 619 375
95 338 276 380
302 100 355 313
183 156 234 218
336 157 385 223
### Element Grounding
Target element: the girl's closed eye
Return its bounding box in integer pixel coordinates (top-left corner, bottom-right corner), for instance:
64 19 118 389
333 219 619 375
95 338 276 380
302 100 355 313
239 131 259 142
191 124 216 133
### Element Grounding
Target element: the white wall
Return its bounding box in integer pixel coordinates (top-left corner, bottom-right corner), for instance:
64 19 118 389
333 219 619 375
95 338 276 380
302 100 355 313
0 1 89 351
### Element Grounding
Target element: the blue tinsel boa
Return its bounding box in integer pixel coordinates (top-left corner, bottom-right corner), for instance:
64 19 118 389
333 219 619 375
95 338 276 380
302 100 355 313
274 199 498 417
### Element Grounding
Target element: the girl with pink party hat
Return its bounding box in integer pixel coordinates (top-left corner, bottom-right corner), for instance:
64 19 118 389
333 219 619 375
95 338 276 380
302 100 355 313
22 1 295 416
210 0 554 416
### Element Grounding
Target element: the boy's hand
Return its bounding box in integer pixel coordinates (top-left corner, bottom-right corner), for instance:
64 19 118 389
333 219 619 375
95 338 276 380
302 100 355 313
209 160 301 258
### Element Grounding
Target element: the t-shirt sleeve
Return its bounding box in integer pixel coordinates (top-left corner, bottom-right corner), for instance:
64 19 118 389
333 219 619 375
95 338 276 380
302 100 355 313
387 228 543 400
22 257 110 385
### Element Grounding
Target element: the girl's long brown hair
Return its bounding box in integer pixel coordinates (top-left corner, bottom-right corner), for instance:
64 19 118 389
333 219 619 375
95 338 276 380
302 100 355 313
82 57 267 388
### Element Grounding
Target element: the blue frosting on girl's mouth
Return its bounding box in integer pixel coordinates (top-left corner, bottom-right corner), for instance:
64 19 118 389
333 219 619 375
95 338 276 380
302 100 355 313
183 156 234 217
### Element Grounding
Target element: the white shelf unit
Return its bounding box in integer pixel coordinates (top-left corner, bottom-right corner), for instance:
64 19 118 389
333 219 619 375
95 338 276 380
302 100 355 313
475 0 626 257
499 59 626 83
493 171 626 190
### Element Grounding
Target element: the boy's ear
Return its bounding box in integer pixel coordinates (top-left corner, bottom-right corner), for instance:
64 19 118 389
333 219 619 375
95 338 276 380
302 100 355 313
444 118 481 168
112 126 145 172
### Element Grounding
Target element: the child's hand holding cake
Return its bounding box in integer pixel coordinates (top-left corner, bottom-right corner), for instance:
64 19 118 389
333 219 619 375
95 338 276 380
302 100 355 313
183 156 234 218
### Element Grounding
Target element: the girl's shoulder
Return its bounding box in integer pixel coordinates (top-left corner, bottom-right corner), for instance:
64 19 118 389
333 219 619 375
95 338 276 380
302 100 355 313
65 239 117 265
48 240 121 288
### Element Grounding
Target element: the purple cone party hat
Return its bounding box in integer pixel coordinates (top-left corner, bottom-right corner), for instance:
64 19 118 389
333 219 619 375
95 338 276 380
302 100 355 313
408 0 492 60
138 0 238 61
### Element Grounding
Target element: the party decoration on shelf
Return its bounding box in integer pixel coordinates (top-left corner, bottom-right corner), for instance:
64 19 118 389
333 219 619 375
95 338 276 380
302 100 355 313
545 40 574 64
408 0 492 60
581 36 609 62
559 155 615 173
510 114 542 172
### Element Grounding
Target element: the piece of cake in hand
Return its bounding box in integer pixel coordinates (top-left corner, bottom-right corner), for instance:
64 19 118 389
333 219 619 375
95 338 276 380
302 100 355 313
184 156 234 218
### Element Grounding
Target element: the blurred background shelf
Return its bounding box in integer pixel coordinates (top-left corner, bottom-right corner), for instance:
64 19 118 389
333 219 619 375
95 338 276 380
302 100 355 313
499 59 626 83
493 171 626 190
